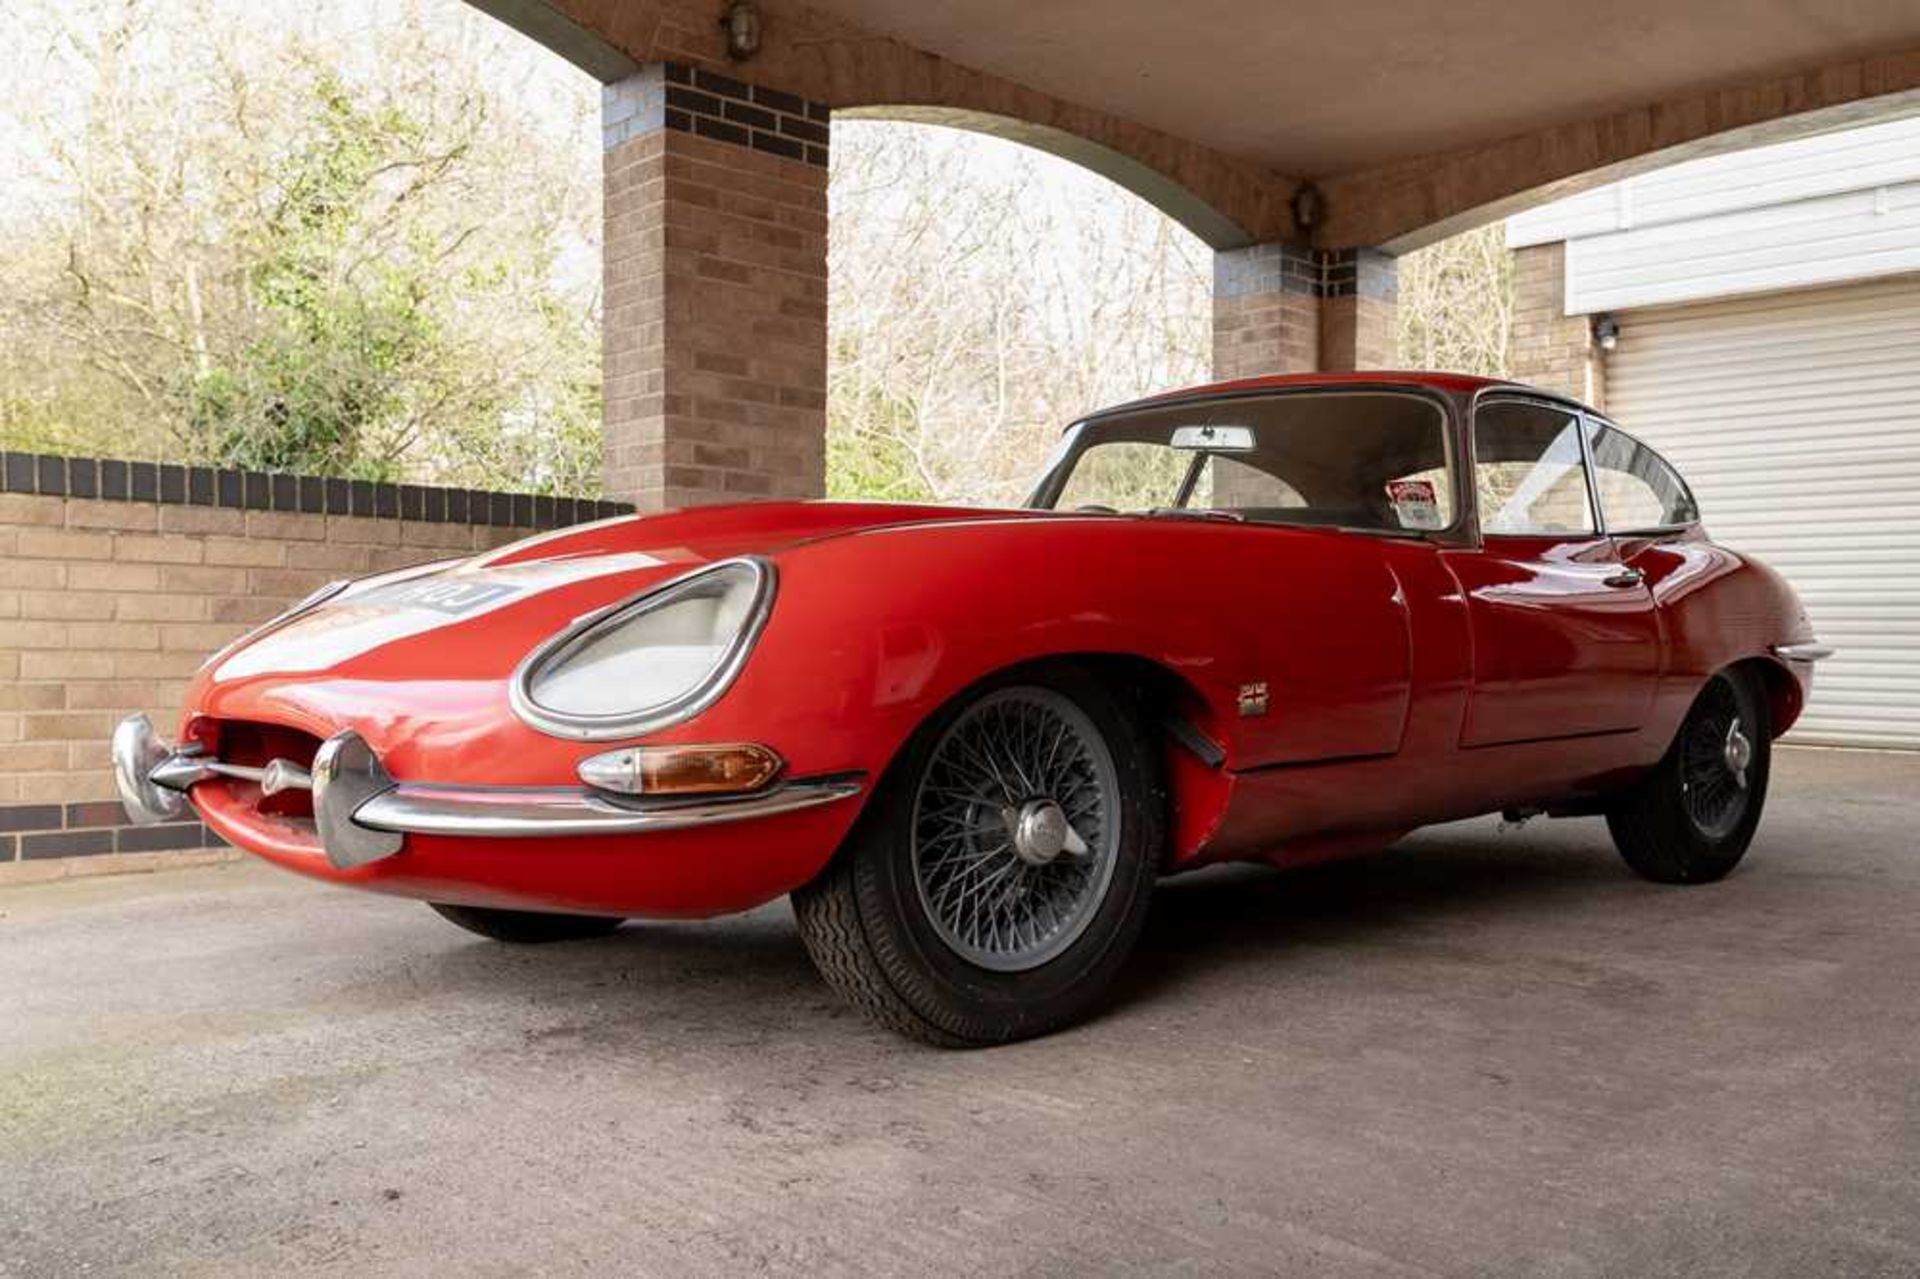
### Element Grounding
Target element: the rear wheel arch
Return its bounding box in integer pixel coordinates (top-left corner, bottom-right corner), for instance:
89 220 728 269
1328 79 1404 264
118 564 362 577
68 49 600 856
1737 655 1805 739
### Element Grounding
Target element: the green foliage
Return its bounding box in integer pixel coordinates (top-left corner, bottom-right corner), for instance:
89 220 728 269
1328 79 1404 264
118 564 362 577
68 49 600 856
1397 223 1515 378
174 76 479 480
826 378 936 502
0 0 603 496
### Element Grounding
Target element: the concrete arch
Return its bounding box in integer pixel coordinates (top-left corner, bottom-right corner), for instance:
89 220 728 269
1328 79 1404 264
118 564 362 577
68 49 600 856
1322 65 1920 253
463 0 1294 249
835 106 1254 249
471 0 1920 254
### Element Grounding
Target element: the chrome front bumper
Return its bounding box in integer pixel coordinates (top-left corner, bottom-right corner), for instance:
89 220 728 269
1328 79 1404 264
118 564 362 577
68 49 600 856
111 714 862 870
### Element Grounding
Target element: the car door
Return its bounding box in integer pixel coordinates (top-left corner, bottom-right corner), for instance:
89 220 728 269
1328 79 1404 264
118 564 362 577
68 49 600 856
1445 397 1661 747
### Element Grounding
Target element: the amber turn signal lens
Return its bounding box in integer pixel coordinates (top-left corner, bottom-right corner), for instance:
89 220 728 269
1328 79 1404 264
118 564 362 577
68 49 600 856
577 743 783 796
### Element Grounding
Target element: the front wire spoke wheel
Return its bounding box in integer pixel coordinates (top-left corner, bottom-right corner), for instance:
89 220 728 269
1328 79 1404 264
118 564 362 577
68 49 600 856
791 664 1162 1046
911 688 1121 972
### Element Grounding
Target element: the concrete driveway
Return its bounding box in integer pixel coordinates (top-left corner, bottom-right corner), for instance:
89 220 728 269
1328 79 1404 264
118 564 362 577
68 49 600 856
3 746 1916 1276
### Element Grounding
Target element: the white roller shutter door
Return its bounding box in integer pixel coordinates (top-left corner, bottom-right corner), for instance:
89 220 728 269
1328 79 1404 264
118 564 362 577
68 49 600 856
1604 275 1920 748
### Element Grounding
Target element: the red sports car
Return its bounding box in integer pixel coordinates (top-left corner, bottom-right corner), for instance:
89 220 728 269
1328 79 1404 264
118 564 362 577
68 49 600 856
114 373 1830 1045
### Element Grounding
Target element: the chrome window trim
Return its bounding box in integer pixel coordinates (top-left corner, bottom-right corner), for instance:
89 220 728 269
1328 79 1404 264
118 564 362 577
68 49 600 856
508 556 776 742
1026 384 1467 539
1579 412 1703 535
1468 390 1602 541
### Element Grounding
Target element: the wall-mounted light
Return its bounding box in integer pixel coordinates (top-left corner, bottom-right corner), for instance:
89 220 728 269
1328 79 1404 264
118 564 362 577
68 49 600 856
721 0 761 60
1289 183 1321 235
1592 314 1620 352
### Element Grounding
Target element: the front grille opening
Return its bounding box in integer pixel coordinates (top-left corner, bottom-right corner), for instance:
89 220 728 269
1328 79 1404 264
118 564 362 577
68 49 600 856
212 720 324 819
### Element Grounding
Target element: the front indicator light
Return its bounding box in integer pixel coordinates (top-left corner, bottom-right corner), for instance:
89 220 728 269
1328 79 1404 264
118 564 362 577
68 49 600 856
578 743 783 797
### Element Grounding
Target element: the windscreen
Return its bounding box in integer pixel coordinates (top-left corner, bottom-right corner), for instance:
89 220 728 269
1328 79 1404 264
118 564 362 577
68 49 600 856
1032 391 1455 533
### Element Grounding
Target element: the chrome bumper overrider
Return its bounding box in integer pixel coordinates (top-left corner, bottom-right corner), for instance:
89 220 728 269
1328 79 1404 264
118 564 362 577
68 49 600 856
111 714 862 870
1772 642 1836 663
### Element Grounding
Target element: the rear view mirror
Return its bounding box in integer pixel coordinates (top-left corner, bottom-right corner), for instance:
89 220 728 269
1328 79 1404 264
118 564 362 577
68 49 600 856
1170 425 1254 452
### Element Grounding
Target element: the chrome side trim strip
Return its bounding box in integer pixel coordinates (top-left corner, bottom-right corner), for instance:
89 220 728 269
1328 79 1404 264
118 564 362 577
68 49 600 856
350 777 862 838
1773 642 1836 663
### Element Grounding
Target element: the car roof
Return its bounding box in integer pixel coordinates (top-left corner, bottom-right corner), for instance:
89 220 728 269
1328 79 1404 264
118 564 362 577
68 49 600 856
1100 371 1595 416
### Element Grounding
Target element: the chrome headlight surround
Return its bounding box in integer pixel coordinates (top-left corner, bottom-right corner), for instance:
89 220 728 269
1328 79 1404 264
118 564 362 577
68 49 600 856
509 557 776 741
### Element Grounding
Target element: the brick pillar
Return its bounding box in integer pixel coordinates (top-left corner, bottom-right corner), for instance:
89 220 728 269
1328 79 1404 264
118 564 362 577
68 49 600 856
1212 243 1321 379
1317 249 1398 372
1212 245 1399 379
601 65 829 509
1509 242 1601 405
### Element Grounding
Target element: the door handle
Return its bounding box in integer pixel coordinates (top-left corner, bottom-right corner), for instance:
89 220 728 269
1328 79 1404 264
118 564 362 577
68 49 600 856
1603 567 1645 589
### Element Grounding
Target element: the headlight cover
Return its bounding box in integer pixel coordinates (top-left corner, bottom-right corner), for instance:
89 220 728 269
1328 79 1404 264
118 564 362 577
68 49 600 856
509 557 775 740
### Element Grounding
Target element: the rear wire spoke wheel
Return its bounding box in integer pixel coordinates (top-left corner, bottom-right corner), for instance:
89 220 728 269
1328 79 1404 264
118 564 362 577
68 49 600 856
1607 668 1770 884
1677 676 1754 839
793 665 1162 1047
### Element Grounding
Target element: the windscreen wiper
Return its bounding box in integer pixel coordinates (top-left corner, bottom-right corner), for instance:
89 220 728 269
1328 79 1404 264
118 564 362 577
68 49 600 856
1146 507 1245 522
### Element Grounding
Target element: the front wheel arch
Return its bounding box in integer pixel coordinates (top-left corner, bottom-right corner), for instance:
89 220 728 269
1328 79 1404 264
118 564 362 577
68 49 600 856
834 651 1220 877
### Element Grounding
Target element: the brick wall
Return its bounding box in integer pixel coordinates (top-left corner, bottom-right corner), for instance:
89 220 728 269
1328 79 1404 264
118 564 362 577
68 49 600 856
1509 242 1601 404
602 63 829 509
0 453 626 885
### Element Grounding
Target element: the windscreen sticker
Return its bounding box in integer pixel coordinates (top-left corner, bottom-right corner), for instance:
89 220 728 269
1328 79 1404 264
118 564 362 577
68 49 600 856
1386 479 1443 530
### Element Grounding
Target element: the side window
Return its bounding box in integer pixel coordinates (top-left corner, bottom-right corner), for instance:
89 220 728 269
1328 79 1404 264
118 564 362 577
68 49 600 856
1473 401 1595 536
1586 420 1698 530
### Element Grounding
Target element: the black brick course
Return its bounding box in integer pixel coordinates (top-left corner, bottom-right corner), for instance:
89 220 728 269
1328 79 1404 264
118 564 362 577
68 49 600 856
658 62 829 169
0 449 632 530
22 829 115 859
117 823 215 853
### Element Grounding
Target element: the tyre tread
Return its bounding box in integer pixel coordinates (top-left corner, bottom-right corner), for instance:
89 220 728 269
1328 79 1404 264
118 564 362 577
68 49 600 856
792 663 1159 1047
1607 667 1769 885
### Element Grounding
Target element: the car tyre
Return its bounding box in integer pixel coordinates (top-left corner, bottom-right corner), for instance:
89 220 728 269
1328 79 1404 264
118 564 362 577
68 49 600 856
792 664 1163 1047
1607 668 1770 885
428 902 625 943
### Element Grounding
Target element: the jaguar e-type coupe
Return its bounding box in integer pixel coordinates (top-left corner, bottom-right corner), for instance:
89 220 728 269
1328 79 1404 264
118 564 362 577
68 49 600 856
114 373 1830 1046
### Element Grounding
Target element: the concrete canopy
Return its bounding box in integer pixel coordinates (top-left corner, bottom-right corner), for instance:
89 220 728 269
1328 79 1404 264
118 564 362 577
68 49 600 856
470 0 1920 250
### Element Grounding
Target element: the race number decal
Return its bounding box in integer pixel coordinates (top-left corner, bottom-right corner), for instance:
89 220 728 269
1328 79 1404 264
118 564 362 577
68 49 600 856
1386 479 1443 530
359 578 521 614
